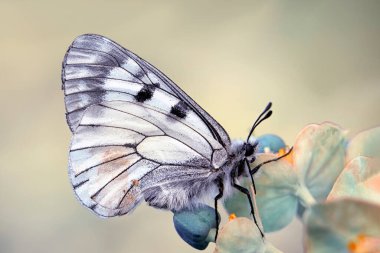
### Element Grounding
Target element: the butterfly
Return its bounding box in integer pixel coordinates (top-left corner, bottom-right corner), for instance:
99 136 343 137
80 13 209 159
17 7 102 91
62 34 289 239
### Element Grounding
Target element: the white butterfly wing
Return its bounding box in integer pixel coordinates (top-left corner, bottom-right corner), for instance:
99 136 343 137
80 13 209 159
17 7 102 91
62 34 230 216
69 102 225 216
62 34 230 147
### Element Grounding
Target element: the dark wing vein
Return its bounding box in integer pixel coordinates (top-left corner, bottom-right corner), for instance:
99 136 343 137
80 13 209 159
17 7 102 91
78 124 144 137
71 44 149 85
98 104 165 134
90 156 142 199
139 156 211 169
75 153 136 177
73 179 89 189
70 143 135 152
71 47 121 67
101 101 215 151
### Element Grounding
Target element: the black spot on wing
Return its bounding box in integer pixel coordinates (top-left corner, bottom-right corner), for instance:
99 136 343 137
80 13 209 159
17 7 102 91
135 85 155 102
170 101 189 118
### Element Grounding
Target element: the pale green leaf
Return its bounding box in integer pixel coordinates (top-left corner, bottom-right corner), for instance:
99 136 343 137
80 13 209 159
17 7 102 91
328 157 380 205
304 199 380 253
293 122 346 202
346 127 380 162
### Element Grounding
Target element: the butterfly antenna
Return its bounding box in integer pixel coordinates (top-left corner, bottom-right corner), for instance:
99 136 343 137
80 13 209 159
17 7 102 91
246 102 273 142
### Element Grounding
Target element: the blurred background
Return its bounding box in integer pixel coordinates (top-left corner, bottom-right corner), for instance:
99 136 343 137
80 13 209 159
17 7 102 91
1 1 379 252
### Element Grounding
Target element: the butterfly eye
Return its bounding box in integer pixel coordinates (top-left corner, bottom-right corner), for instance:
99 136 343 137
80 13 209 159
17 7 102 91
244 143 254 157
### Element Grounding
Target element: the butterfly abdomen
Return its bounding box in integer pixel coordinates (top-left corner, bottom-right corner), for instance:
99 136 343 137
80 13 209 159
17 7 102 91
142 173 222 211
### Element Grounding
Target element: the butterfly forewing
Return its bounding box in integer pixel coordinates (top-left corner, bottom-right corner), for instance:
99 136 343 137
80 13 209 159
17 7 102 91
62 34 230 147
62 34 230 217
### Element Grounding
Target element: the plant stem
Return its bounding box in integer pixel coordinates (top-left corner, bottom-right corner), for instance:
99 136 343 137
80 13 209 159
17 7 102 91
265 242 285 253
296 184 317 208
249 184 265 236
206 228 216 243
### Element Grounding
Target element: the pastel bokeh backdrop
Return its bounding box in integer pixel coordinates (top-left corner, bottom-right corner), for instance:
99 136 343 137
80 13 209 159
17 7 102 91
1 1 379 253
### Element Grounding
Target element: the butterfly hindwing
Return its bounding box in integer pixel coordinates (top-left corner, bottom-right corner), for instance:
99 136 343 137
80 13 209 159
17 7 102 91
69 101 225 216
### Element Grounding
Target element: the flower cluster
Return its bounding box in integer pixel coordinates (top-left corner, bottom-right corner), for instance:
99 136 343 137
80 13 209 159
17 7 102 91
173 123 380 253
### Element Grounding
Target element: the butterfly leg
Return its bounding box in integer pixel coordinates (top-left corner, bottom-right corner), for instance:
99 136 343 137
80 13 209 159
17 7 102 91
245 159 257 194
232 181 264 237
214 178 224 241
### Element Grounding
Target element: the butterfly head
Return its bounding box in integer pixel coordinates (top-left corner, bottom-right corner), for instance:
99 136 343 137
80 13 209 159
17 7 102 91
230 138 258 162
244 138 258 163
229 138 258 178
